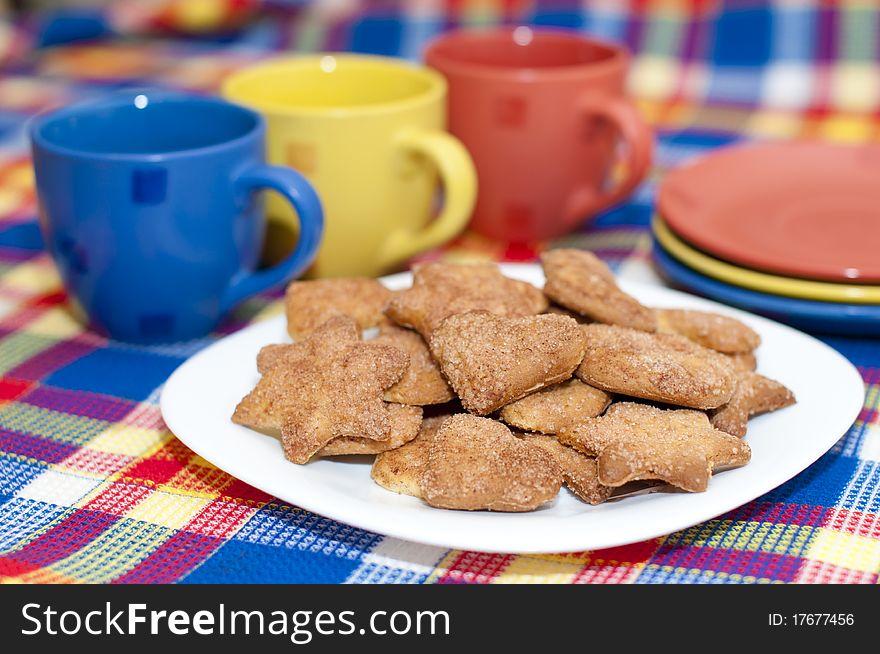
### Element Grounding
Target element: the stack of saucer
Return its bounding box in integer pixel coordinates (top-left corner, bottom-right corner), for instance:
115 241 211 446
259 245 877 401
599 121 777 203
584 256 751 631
653 141 880 336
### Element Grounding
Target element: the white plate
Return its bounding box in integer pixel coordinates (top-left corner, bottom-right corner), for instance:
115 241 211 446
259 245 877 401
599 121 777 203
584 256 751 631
160 264 864 553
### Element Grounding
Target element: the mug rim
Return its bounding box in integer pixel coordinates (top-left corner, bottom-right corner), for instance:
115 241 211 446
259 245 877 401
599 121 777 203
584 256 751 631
29 90 265 163
222 53 447 117
424 27 628 82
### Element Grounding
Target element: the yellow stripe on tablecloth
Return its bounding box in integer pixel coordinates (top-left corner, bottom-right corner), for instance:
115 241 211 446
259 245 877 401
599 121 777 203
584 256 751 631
854 420 880 462
830 64 880 113
5 569 78 584
23 307 85 340
158 463 233 500
637 98 698 128
818 115 876 142
423 551 462 584
667 520 819 557
29 519 173 584
124 490 211 530
0 402 108 446
804 528 880 574
0 188 25 217
3 160 34 189
747 109 804 138
491 555 583 584
0 256 61 295
88 423 167 458
0 332 60 375
629 56 681 101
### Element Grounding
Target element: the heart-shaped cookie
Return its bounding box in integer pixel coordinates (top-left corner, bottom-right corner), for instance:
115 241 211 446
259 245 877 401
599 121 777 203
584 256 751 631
430 311 587 415
421 415 562 511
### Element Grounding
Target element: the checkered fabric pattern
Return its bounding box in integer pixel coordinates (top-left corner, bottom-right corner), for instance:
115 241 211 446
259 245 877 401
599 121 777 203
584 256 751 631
0 1 878 584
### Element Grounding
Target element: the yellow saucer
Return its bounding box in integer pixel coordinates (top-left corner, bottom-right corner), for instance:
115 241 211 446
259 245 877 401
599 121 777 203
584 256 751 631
653 217 880 304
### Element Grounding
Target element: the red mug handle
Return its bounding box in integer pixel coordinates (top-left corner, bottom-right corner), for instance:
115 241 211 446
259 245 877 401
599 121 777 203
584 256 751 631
565 95 654 226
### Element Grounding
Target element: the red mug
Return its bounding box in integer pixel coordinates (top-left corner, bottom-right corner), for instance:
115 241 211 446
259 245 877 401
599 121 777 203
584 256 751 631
425 27 653 242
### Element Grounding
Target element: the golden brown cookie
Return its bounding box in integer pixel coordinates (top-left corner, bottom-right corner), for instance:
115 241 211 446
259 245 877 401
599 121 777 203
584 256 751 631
559 402 751 492
232 316 409 464
385 262 548 338
370 413 449 498
710 372 796 437
318 404 423 456
576 324 737 410
285 277 392 340
655 308 760 354
521 434 613 505
545 304 593 324
541 249 656 331
430 311 587 415
421 415 562 511
499 378 611 434
726 351 757 372
372 322 454 405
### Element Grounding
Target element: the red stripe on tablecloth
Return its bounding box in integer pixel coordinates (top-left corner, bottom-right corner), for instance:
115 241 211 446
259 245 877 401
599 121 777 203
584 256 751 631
0 554 42 578
0 305 50 331
796 559 878 584
59 448 133 477
572 563 642 584
567 538 664 583
119 403 165 430
588 538 663 565
83 482 152 516
28 291 66 307
825 508 880 539
176 499 256 538
0 378 34 401
221 479 274 504
122 455 185 487
435 551 514 584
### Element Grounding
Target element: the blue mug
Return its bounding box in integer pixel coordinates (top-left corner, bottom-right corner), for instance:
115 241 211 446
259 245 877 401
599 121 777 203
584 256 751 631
30 90 323 343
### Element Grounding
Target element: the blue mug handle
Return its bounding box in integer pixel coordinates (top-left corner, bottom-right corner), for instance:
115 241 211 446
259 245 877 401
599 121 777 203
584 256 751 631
220 165 324 314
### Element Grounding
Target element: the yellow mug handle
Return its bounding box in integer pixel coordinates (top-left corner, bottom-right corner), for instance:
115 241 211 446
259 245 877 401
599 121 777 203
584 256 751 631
379 127 477 268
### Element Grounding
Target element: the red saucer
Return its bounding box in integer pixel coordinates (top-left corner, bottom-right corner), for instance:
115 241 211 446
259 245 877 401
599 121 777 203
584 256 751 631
658 141 880 283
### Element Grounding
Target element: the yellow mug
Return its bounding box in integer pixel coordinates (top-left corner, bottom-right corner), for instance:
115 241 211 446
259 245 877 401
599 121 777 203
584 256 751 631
223 54 477 278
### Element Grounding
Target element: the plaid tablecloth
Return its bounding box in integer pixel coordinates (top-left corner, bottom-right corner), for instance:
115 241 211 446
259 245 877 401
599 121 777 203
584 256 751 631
0 1 878 584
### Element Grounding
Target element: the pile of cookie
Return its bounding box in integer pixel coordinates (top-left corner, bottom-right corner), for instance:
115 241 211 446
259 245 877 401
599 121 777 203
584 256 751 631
232 249 795 512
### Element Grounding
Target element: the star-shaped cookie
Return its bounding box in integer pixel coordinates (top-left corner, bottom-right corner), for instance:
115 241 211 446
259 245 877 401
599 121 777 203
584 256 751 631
520 434 613 505
542 248 656 331
385 262 548 338
559 402 751 492
232 316 410 464
710 371 796 437
429 311 587 415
